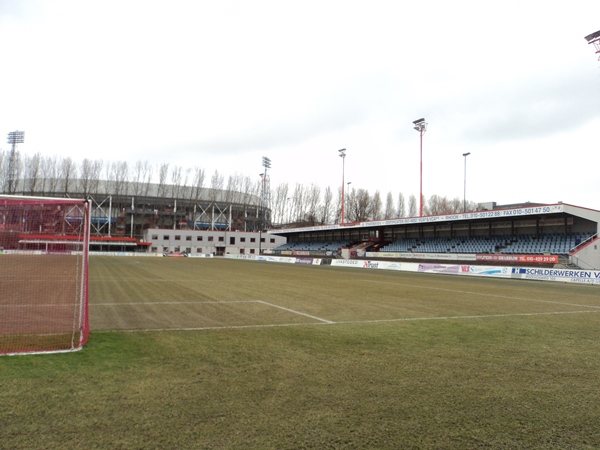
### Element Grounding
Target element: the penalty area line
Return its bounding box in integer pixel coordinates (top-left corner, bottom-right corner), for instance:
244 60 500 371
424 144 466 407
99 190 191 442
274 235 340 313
93 309 600 334
256 300 334 324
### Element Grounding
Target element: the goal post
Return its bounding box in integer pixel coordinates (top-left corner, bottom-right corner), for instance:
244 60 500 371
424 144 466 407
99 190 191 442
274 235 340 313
0 195 90 355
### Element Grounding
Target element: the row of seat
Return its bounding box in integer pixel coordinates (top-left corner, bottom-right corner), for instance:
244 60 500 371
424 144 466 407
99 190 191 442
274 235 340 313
276 240 352 252
380 233 594 255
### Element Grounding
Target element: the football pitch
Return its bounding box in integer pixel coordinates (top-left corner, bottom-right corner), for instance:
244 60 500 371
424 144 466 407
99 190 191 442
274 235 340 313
2 256 600 449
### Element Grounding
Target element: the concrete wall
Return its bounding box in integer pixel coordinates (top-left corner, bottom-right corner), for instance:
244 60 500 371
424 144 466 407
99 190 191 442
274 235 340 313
571 238 600 270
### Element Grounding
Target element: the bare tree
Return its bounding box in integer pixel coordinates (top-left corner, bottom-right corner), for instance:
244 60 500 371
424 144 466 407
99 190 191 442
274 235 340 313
23 152 42 194
80 159 93 195
334 186 342 224
157 163 169 198
225 173 241 204
182 168 191 201
426 195 465 215
111 161 128 196
305 183 321 225
209 170 224 202
408 194 417 217
59 157 77 194
190 166 205 203
42 156 60 193
290 183 305 223
132 160 152 196
170 165 183 199
371 190 382 220
397 193 406 218
89 160 104 195
272 182 289 225
347 188 373 222
384 191 395 219
319 186 333 225
239 175 255 208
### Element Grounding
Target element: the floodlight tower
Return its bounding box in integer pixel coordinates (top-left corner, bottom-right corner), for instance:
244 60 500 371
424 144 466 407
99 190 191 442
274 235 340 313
338 148 347 224
260 156 271 229
6 131 24 194
462 152 471 212
412 118 427 217
585 29 600 60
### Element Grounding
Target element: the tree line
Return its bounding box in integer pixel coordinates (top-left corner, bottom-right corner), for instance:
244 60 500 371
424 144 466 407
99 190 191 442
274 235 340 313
0 148 479 227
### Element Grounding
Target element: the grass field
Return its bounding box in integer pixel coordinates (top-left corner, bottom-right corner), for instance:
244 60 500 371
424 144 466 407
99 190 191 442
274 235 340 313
2 256 600 449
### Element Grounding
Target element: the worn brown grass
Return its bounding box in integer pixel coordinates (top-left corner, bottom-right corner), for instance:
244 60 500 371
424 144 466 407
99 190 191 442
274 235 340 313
1 256 600 449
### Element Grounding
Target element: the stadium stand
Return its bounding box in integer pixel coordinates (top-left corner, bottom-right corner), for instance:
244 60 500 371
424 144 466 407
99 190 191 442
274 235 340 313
379 233 594 256
276 240 352 252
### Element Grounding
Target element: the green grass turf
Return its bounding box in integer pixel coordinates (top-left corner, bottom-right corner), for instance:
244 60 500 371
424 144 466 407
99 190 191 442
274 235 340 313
1 256 600 449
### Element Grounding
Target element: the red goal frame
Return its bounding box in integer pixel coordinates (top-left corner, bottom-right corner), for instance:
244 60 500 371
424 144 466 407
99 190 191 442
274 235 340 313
0 195 90 355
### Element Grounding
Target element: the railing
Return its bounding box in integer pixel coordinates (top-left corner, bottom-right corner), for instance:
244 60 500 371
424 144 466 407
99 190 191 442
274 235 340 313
570 233 598 254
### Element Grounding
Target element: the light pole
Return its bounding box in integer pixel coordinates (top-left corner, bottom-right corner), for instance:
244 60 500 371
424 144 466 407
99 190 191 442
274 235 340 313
462 152 471 212
339 148 346 224
259 173 264 254
412 119 427 216
7 131 24 195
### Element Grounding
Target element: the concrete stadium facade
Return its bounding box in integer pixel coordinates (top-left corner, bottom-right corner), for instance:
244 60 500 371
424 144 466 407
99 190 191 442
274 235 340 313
14 179 271 241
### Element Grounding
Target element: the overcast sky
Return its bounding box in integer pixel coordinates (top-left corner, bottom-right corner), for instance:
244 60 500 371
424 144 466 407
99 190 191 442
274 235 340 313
1 0 599 211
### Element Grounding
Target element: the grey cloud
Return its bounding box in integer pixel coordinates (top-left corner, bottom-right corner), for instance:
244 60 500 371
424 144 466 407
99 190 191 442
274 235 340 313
449 68 600 143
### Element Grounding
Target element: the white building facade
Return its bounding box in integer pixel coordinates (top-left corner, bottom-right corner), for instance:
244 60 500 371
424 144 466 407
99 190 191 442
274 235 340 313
144 228 286 256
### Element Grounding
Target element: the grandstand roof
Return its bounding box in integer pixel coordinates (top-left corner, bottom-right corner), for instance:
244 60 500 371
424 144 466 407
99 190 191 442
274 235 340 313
268 203 600 235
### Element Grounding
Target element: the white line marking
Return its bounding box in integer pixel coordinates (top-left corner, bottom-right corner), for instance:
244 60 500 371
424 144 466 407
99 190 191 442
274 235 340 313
361 279 600 310
256 300 334 324
96 322 330 333
93 300 256 306
336 309 600 324
94 309 600 333
92 299 334 323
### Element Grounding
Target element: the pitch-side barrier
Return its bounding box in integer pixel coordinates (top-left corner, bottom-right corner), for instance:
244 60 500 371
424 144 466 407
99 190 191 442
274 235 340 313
225 254 600 286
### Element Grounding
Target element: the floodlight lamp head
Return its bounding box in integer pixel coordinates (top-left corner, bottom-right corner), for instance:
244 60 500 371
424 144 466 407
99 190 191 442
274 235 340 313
412 118 427 132
463 152 471 157
7 130 25 145
585 29 600 58
338 148 346 157
262 156 271 169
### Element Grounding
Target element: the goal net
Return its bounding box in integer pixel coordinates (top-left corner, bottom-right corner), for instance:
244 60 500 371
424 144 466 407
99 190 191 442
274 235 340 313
0 195 90 355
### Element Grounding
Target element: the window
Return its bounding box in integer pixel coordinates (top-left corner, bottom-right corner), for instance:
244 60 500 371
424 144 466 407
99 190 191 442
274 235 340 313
152 234 158 240
250 248 255 254
250 238 256 243
185 247 191 253
240 237 246 243
261 238 265 243
208 236 214 242
270 238 275 243
218 236 224 242
163 235 169 240
175 235 181 241
197 236 203 241
230 237 235 245
197 247 203 253
174 246 180 252
186 236 192 241
151 247 157 252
